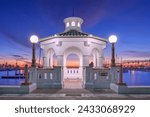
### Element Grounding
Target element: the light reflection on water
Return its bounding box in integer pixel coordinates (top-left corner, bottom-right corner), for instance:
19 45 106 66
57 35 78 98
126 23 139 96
123 71 150 86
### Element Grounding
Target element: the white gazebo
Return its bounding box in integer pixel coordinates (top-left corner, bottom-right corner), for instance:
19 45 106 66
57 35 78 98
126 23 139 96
39 17 107 88
33 17 108 89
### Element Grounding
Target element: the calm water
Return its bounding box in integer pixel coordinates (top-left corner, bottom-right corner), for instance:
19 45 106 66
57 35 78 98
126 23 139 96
0 70 150 86
0 71 24 85
123 70 150 86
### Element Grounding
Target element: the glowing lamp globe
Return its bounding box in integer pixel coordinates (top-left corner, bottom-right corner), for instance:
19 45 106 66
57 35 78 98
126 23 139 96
30 35 39 43
109 35 117 43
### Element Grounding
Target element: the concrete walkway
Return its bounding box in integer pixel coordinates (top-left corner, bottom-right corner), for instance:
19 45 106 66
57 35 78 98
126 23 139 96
0 89 150 100
63 79 83 89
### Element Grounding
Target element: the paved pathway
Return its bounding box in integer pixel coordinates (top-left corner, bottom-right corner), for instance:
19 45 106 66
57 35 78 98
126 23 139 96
63 79 83 89
0 89 150 100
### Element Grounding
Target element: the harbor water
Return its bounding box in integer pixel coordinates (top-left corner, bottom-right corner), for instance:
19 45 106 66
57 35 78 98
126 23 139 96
123 70 150 86
0 70 24 85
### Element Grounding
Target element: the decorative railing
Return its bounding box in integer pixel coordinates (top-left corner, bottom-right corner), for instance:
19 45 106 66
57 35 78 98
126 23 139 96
85 67 118 89
29 67 62 88
63 67 83 79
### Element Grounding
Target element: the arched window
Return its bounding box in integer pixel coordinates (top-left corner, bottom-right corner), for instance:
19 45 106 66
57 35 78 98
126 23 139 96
66 22 69 27
71 21 75 26
77 22 80 27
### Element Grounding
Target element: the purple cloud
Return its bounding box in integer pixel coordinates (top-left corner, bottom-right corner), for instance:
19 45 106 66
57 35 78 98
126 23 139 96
121 50 150 58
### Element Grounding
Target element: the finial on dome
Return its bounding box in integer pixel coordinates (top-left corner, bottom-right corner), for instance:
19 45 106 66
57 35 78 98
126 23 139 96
64 17 83 32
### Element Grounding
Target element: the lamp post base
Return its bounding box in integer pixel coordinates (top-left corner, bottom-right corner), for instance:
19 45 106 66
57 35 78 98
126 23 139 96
21 82 32 86
116 82 126 86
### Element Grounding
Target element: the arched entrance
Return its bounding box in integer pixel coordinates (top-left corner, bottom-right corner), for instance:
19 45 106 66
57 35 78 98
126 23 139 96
89 48 101 68
44 48 57 68
63 47 83 89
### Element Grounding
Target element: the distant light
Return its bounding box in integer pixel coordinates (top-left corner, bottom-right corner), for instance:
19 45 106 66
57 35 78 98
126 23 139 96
109 35 117 43
89 34 93 37
30 35 39 43
54 34 57 37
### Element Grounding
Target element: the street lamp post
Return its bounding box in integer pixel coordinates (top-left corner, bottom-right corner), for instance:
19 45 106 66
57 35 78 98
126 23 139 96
109 35 117 67
118 63 126 85
21 64 31 85
30 35 39 67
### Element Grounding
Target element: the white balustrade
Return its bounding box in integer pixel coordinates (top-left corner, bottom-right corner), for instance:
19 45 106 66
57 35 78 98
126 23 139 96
64 67 83 79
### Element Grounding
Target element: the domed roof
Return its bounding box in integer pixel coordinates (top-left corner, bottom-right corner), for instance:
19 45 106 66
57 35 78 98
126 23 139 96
58 29 88 37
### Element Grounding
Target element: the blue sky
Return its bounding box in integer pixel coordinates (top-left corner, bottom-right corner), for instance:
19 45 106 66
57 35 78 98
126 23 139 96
0 0 150 64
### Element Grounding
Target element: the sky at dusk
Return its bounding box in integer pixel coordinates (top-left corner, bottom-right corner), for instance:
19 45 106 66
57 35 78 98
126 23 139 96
0 0 150 65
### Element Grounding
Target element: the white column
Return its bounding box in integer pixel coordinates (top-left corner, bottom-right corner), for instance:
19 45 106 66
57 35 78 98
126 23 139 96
43 50 49 68
96 57 103 68
57 55 63 66
49 50 55 68
83 55 89 67
93 55 96 68
96 57 99 68
99 50 104 68
96 50 104 68
49 54 53 68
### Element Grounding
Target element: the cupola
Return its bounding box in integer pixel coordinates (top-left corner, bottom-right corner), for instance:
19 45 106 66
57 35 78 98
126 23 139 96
64 17 83 32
